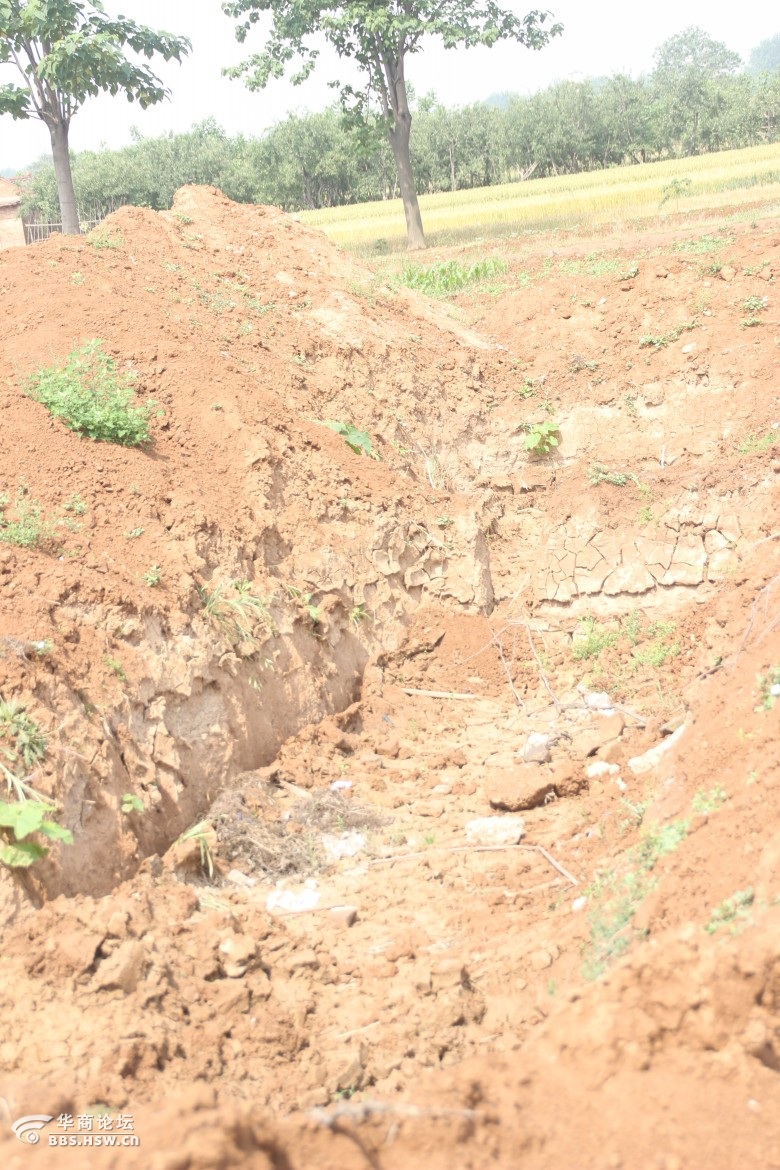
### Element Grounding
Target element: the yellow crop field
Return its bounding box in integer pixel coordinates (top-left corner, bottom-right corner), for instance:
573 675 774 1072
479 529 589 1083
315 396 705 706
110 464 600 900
298 143 780 251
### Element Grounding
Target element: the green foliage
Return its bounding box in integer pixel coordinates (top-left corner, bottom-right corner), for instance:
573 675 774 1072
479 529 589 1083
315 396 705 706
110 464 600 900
24 340 157 446
704 888 754 934
635 819 689 869
103 655 126 681
63 493 87 515
738 431 777 455
571 617 618 661
177 821 215 880
0 486 54 549
639 322 696 349
121 793 144 814
198 579 275 645
589 462 632 487
520 419 560 455
0 799 73 869
0 696 46 774
660 176 692 208
322 420 380 459
742 295 769 313
755 666 780 711
401 257 507 296
692 784 727 814
143 564 162 587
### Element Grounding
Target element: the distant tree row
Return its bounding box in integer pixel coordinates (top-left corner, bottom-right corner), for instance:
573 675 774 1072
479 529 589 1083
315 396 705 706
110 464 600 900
16 26 780 228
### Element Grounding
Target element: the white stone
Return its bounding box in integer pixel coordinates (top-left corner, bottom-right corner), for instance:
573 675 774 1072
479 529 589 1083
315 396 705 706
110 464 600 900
586 691 613 710
627 723 687 776
266 887 321 915
465 816 525 847
585 761 619 779
571 896 588 913
522 732 551 764
321 832 366 862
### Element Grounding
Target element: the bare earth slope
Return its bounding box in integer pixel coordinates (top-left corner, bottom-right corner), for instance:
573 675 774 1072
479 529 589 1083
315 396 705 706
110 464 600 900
1 191 780 1169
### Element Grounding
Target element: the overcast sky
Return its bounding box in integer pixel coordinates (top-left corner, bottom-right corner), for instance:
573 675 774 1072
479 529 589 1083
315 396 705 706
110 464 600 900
1 1 776 171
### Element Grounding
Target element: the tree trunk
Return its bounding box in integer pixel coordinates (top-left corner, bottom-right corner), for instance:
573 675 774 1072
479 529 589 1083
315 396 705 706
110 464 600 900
388 112 426 251
49 120 80 235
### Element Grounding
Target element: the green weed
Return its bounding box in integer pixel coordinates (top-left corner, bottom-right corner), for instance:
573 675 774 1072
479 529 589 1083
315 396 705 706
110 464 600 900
322 420 380 459
588 462 635 487
143 565 162 587
639 322 696 349
401 257 507 296
63 493 87 515
704 888 754 935
199 579 276 645
103 656 126 682
520 419 560 456
24 340 158 446
0 799 72 869
737 431 777 455
742 295 768 313
692 784 727 814
571 617 618 661
755 666 780 711
121 793 144 815
0 487 55 549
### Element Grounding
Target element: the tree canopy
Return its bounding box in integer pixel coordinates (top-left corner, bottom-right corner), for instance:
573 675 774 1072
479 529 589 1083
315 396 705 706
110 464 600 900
222 0 562 248
0 0 189 231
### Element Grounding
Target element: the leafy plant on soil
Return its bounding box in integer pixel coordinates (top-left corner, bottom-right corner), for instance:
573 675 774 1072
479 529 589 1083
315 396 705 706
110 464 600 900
322 420 380 459
588 462 634 487
121 793 145 815
520 419 560 456
742 295 768 314
24 340 158 446
571 617 618 660
177 821 216 880
639 322 696 349
0 696 46 788
199 579 276 645
143 565 162 587
0 799 73 869
755 666 780 711
401 257 507 296
704 888 754 935
738 431 777 455
692 784 727 814
0 486 56 549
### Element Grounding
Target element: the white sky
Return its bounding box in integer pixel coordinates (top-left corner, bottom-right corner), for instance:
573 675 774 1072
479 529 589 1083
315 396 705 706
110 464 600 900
1 0 777 171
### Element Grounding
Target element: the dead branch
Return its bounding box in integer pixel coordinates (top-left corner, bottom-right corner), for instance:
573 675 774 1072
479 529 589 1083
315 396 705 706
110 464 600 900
401 688 479 700
368 842 578 885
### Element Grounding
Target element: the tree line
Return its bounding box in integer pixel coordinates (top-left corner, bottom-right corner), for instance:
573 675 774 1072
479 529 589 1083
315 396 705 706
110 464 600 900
2 4 779 247
19 47 780 227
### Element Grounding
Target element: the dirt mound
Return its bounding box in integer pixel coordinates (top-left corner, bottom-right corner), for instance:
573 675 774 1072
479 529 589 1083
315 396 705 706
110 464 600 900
2 192 780 1169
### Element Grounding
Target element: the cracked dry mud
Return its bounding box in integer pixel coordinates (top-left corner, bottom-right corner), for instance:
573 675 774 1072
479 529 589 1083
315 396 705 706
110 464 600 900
1 188 780 1169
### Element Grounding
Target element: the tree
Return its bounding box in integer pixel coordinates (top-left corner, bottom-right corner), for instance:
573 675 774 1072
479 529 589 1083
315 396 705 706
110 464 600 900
222 0 562 249
749 35 780 76
652 27 741 155
0 1 189 234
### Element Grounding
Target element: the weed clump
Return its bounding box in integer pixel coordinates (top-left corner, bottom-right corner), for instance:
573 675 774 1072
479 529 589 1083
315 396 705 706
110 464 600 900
401 257 507 296
24 340 157 446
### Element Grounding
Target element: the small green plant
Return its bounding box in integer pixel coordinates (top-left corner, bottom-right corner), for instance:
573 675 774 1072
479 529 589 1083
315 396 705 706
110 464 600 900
639 323 695 349
738 431 777 455
285 584 321 626
322 420 380 459
520 419 560 456
350 604 368 627
635 819 688 870
70 272 84 285
124 526 144 539
0 696 46 780
0 487 54 549
755 666 780 711
177 821 215 879
589 462 632 487
173 213 194 225
742 295 768 314
660 177 692 210
143 565 162 587
24 340 158 446
692 784 727 814
103 656 126 682
198 579 275 645
570 356 599 373
516 379 536 400
571 617 617 661
435 515 453 528
63 493 87 515
741 316 763 328
86 230 123 250
401 257 507 296
121 793 144 815
0 799 73 868
618 263 639 280
704 888 754 935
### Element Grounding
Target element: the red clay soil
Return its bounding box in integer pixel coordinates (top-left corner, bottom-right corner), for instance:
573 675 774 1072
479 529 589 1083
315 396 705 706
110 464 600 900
0 189 780 1169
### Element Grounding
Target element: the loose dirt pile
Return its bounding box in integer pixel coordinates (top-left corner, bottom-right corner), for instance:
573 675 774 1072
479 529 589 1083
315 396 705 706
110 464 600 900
1 190 780 1169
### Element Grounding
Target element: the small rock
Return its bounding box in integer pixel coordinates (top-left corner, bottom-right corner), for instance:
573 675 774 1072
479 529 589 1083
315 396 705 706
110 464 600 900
226 868 256 889
287 949 320 974
529 948 553 971
681 343 696 354
585 761 619 779
484 767 555 811
329 905 358 928
376 737 400 758
321 831 366 861
415 800 445 818
522 732 551 764
465 816 525 846
719 265 736 282
627 722 687 775
266 887 321 915
93 941 147 994
585 691 613 710
219 935 258 979
571 896 588 913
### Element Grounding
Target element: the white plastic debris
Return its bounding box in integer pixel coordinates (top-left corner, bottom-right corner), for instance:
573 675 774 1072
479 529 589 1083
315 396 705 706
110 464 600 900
266 887 321 915
571 896 588 913
465 816 525 847
330 779 353 792
226 868 256 889
321 831 366 862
